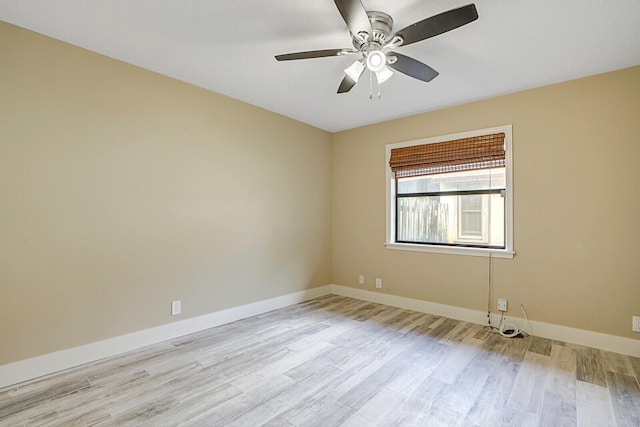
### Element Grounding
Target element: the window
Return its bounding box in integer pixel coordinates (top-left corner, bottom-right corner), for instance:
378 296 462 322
386 126 514 258
459 194 484 239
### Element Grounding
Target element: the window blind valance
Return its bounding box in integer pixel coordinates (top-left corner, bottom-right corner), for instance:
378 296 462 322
389 132 506 178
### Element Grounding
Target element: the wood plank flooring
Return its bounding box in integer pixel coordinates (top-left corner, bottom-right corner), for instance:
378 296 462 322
1 295 639 426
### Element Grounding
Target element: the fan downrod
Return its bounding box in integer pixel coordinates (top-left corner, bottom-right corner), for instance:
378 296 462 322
352 11 393 49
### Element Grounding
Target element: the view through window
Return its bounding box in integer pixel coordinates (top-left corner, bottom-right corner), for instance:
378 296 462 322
396 168 505 248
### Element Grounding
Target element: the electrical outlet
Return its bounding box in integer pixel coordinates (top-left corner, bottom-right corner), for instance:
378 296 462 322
497 298 508 312
633 316 640 333
375 278 382 289
359 274 365 285
171 300 181 316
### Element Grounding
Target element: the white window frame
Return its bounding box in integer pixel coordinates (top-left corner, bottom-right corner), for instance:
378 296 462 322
385 125 515 259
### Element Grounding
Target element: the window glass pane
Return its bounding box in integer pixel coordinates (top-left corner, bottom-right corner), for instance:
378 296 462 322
461 212 482 236
461 194 483 211
397 193 505 248
460 194 483 236
397 168 505 194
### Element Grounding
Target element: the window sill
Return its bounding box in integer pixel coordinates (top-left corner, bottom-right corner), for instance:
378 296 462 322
384 242 515 259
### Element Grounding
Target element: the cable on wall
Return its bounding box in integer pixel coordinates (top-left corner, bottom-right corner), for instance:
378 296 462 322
483 250 531 338
486 251 493 329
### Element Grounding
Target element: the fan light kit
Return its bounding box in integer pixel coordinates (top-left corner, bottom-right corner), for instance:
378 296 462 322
276 1 478 98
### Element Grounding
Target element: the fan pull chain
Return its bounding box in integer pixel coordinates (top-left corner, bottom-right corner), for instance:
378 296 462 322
368 70 382 100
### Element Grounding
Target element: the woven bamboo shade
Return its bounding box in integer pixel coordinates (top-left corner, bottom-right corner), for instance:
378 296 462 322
389 133 506 178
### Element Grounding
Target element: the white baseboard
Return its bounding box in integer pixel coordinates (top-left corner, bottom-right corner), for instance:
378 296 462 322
0 285 332 389
328 284 640 358
3 284 638 389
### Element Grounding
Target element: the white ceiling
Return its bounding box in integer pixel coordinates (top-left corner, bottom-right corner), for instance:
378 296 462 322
2 0 639 132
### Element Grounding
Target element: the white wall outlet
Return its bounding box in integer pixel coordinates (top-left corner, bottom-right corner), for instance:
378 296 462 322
358 274 365 285
171 300 181 316
633 316 640 333
375 278 382 289
497 298 508 312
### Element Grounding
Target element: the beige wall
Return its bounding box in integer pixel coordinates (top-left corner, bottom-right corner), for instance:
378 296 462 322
331 65 640 340
0 22 331 365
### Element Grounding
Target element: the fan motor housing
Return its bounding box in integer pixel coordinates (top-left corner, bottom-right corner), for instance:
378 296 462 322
352 11 393 49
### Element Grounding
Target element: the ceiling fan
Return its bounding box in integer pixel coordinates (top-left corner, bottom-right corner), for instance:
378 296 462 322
275 1 478 96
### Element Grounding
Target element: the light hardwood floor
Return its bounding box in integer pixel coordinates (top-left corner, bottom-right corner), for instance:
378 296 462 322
1 295 639 426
